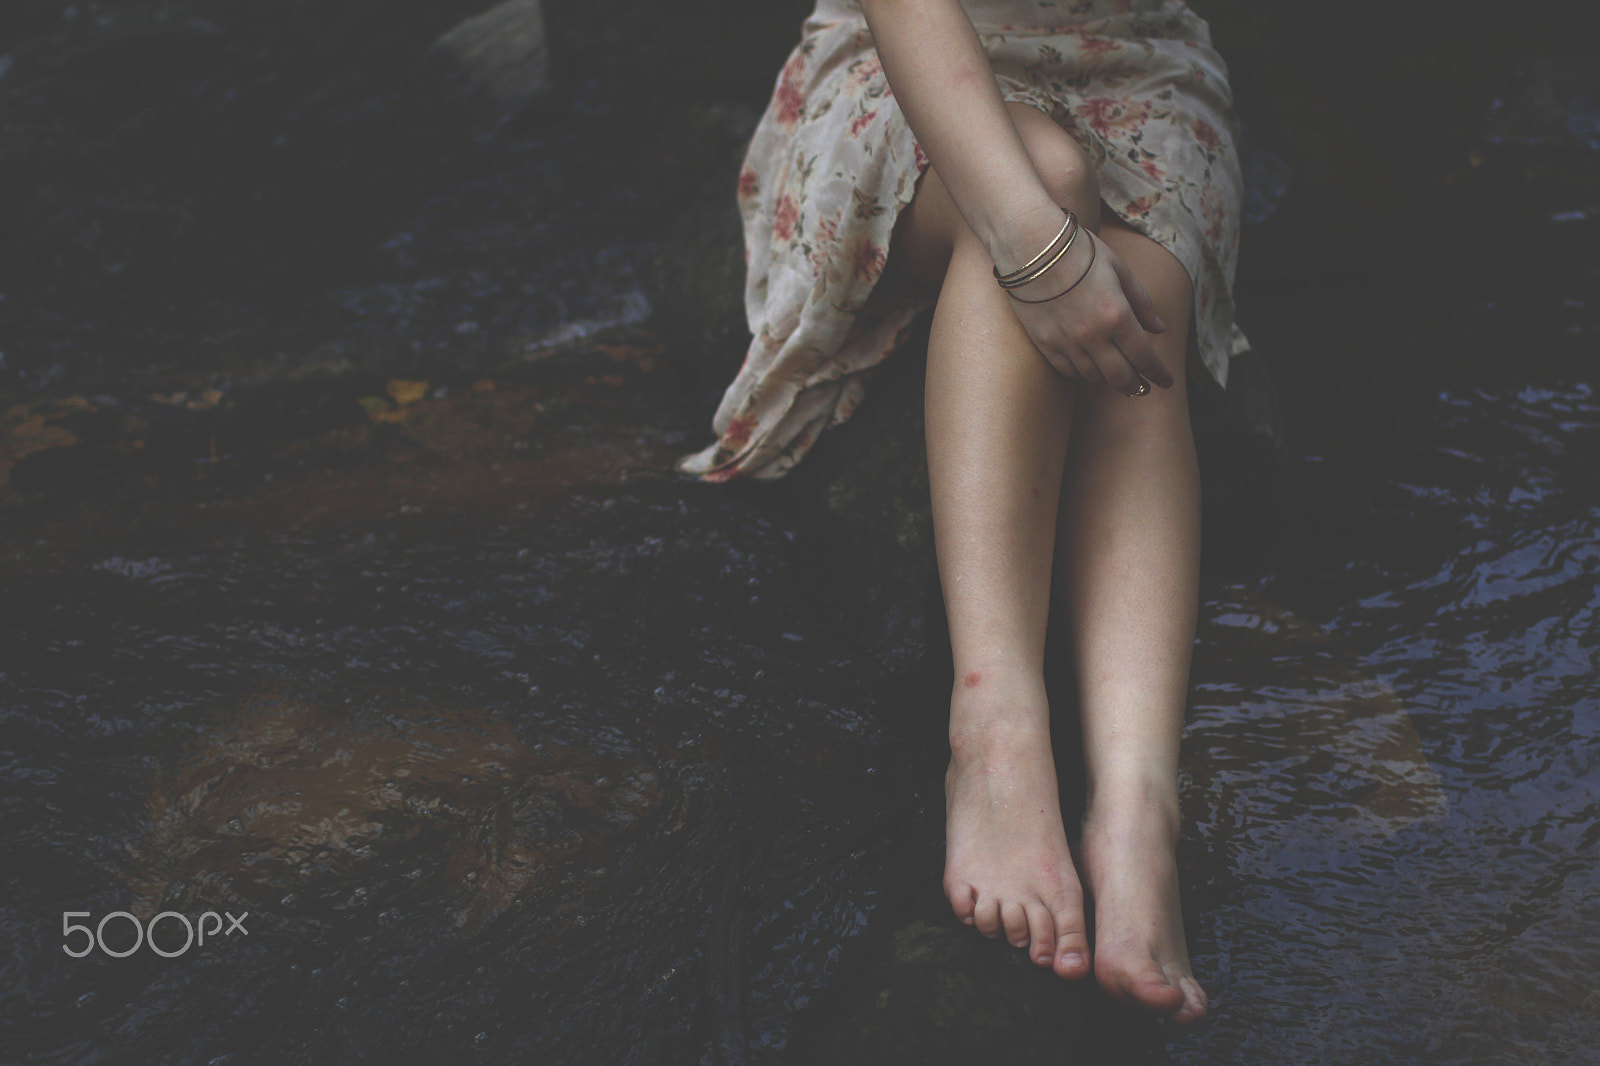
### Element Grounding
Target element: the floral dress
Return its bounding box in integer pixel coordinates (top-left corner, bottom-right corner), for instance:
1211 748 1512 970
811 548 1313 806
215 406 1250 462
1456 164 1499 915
676 0 1251 482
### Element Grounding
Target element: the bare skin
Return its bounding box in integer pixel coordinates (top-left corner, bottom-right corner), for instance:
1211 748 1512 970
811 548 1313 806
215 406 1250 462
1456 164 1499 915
882 98 1209 1023
1060 208 1207 1024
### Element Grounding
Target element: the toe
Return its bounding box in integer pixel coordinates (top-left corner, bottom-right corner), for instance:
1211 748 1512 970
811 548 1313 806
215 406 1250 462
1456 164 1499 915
1170 976 1209 1025
1023 903 1056 966
1128 970 1186 1016
1097 958 1185 1015
1050 904 1090 979
973 894 1003 939
1138 977 1186 1016
1000 900 1030 950
1053 936 1090 979
945 879 977 925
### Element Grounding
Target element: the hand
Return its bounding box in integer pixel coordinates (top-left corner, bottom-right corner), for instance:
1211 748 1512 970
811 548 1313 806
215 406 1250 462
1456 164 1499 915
1003 229 1173 394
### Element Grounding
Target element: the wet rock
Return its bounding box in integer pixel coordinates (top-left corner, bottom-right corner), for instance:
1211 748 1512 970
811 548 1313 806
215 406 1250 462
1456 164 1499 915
649 134 756 407
130 687 668 932
1486 58 1600 151
792 919 1100 1066
1189 345 1287 561
1238 126 1294 226
778 329 945 661
423 0 551 123
652 178 947 661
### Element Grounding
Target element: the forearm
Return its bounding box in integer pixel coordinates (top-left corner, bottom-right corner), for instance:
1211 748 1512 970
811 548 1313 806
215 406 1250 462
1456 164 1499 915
859 0 1067 270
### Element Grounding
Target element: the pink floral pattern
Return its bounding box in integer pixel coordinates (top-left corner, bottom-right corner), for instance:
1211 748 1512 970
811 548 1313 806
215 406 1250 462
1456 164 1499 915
1076 96 1152 137
771 194 800 242
678 0 1251 482
773 54 807 127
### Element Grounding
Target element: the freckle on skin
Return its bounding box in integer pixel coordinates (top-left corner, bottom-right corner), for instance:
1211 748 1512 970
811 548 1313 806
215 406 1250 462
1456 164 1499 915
963 670 981 688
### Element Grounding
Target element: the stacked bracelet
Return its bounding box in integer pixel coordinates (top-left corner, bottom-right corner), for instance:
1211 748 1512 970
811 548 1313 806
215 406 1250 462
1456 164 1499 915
1007 232 1096 304
993 211 1079 291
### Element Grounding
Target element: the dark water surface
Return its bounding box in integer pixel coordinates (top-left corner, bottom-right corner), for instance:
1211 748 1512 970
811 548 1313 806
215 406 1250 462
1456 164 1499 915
1181 284 1600 1064
3 466 927 1062
3 1 1599 1063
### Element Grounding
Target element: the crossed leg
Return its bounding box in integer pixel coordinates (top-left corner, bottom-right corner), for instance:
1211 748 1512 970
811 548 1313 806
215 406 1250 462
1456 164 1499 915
891 101 1207 1022
1060 224 1207 1023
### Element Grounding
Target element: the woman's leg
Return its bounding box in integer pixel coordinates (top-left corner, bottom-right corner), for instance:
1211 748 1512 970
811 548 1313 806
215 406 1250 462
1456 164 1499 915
1056 217 1208 1023
891 103 1103 979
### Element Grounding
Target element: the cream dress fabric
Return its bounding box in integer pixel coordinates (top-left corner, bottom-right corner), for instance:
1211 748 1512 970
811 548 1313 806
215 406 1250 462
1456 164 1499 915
677 0 1250 482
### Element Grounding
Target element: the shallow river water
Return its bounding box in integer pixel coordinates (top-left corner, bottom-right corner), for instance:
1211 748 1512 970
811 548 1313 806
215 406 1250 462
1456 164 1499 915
2 1 1598 1063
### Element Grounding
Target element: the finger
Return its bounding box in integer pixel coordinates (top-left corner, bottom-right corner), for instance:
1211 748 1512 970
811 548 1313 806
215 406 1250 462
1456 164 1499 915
1039 339 1096 382
1113 324 1173 390
1038 348 1083 381
1110 249 1168 335
1087 339 1145 395
1060 345 1104 384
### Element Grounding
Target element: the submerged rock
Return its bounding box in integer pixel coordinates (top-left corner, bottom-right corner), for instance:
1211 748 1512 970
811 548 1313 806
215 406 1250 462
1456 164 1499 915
129 687 669 932
1195 588 1448 831
789 918 1140 1066
1486 57 1600 151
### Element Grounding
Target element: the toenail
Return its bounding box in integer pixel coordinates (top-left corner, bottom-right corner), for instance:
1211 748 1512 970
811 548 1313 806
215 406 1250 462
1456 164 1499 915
1062 952 1085 969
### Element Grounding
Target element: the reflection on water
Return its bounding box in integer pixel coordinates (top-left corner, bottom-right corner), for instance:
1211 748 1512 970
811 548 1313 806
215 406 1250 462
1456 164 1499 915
1179 360 1600 1063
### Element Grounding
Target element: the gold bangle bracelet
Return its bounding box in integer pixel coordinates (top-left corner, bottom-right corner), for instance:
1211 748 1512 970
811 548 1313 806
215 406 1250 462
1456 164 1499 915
997 219 1080 291
1006 231 1097 304
992 211 1076 286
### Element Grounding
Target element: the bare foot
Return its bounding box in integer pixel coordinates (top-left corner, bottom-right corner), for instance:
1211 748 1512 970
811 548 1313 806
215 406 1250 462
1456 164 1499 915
1081 796 1208 1024
942 683 1090 978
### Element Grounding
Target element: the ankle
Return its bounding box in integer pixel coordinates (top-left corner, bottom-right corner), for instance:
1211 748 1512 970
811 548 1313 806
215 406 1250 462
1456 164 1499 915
940 710 1056 758
1083 777 1182 842
946 672 1049 751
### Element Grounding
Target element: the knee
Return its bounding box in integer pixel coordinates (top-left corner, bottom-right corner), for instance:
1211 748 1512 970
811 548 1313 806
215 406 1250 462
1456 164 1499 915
1028 133 1101 226
1008 104 1102 228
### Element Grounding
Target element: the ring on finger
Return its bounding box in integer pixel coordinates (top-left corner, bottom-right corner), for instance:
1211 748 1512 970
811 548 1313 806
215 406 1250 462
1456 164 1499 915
1107 338 1150 397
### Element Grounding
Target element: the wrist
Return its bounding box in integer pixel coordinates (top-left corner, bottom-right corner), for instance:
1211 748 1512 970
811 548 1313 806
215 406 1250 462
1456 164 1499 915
984 201 1075 277
1004 225 1097 303
992 209 1096 301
